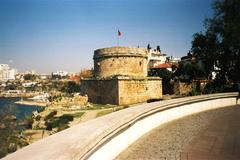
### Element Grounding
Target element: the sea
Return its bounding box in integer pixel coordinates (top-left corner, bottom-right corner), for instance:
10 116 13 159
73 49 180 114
0 98 43 120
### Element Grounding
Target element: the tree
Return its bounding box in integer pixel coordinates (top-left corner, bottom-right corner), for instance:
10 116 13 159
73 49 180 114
191 32 218 77
175 61 205 82
156 45 161 52
191 0 240 82
157 69 174 94
51 74 62 80
79 69 93 79
65 81 81 94
147 44 151 50
23 74 37 81
5 84 17 90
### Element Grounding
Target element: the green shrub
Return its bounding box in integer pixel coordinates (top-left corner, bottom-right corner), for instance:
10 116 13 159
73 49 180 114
0 149 8 159
44 110 57 121
24 116 33 129
57 124 69 132
96 110 113 117
72 112 85 118
45 122 53 131
45 114 74 131
188 87 201 96
7 143 17 153
60 114 74 121
35 115 41 121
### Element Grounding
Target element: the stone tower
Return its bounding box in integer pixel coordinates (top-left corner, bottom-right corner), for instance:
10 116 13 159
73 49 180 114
81 46 162 105
94 47 148 78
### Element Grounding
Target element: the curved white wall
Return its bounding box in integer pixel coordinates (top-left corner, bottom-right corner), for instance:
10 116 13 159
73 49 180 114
88 97 237 160
3 93 238 160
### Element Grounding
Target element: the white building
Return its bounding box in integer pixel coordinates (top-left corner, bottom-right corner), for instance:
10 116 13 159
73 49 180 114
39 74 50 80
211 63 221 80
52 70 68 77
30 92 49 103
167 56 181 64
22 82 37 87
147 49 167 68
0 64 17 81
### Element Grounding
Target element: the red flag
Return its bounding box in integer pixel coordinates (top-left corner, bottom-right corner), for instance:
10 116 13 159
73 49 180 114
118 30 122 36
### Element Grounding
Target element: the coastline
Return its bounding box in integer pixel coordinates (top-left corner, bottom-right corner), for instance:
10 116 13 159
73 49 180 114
0 92 39 98
0 98 45 158
15 100 47 107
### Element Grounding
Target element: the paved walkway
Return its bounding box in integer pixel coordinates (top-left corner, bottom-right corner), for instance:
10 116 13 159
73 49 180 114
115 105 240 160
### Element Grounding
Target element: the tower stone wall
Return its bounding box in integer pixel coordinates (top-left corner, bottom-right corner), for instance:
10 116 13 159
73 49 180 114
94 47 148 78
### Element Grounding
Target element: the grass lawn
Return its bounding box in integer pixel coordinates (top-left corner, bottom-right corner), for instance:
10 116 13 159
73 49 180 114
96 109 113 117
84 103 118 110
45 111 85 131
72 112 85 118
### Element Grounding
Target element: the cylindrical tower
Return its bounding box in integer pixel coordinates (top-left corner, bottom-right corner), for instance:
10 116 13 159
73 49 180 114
93 46 148 78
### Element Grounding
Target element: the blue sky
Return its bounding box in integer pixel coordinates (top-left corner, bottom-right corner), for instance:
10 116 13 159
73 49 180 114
0 0 213 73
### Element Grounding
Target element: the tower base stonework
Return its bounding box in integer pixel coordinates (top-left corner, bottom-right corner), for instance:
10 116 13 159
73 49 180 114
81 77 162 105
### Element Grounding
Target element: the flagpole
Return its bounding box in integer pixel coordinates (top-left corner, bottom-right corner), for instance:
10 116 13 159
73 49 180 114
117 29 121 46
117 35 119 46
117 29 119 46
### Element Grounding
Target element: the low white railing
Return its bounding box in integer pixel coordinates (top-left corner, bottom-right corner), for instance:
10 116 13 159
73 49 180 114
3 92 238 160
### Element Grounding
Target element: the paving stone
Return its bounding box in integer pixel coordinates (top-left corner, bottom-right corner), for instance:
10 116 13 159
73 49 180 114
115 105 240 160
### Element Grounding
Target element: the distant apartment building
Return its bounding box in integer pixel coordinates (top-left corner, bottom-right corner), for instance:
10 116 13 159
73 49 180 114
52 70 68 77
0 64 17 81
22 82 37 87
39 74 51 80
